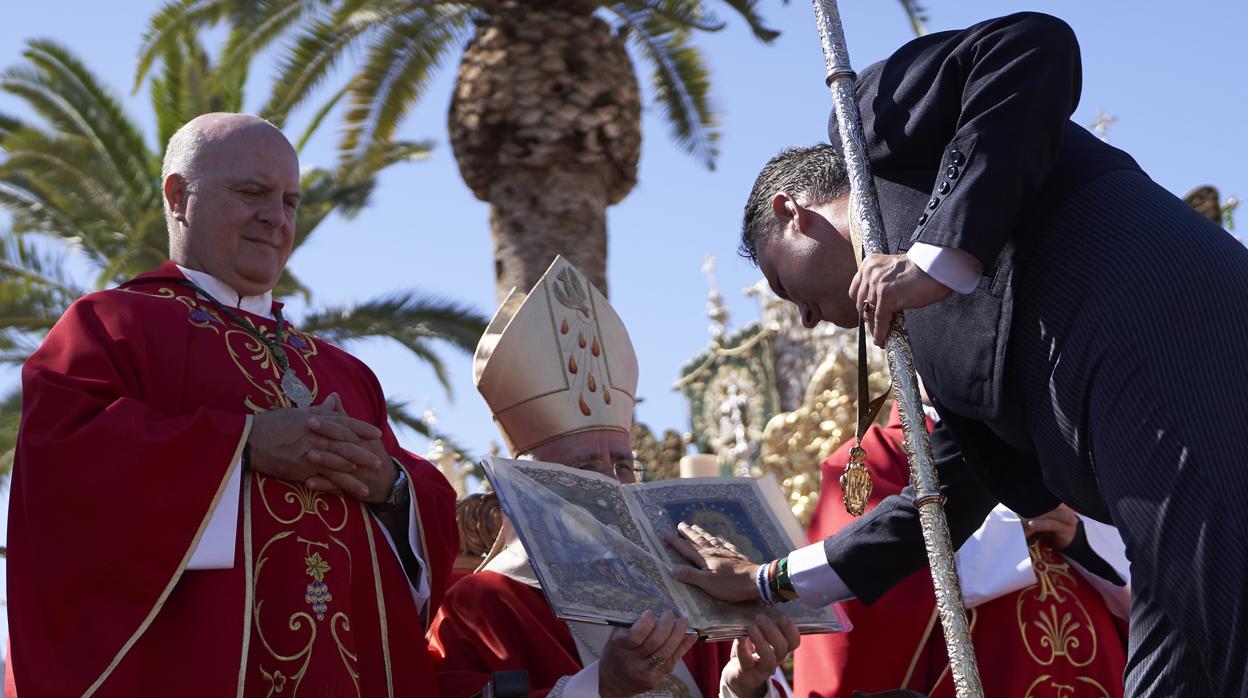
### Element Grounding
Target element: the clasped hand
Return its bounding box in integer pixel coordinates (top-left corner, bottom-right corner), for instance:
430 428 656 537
247 392 395 502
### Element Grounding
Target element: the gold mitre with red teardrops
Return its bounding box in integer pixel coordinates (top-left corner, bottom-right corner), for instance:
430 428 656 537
474 256 639 455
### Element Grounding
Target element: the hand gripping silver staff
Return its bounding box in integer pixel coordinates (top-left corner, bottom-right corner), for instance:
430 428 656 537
810 1 985 695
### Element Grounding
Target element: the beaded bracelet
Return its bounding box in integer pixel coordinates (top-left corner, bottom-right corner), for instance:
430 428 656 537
775 556 798 602
758 559 778 604
755 563 774 606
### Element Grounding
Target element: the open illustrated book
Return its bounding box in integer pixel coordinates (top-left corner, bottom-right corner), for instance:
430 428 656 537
481 456 849 640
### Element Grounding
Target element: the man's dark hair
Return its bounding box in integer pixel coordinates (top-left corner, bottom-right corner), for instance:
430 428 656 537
739 144 849 264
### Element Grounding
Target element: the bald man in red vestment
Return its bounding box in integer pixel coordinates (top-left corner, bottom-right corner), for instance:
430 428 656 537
7 113 463 696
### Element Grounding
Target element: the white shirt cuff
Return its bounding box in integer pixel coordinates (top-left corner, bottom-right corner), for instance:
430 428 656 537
187 457 242 570
955 505 1036 608
1072 517 1132 619
907 243 983 295
787 542 853 606
557 660 600 697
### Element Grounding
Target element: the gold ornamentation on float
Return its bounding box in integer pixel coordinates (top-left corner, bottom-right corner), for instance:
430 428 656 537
758 346 890 525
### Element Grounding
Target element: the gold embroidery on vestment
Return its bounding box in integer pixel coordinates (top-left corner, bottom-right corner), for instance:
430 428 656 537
1017 540 1097 668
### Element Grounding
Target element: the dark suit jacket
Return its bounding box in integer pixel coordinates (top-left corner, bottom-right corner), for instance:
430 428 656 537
822 12 1138 602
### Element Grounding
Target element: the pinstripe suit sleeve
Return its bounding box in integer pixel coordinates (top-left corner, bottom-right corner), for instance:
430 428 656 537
820 418 999 605
853 12 1083 269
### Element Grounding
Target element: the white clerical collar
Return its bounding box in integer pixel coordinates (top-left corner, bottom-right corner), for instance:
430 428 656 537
176 265 275 320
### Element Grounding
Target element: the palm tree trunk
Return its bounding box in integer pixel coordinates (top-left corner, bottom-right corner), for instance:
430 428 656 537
487 165 609 301
448 5 641 303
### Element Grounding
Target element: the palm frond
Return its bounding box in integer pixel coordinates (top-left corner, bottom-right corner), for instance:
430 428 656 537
135 0 234 90
260 8 393 127
0 231 85 301
272 266 313 302
292 139 432 245
708 0 782 42
0 176 99 254
611 10 719 169
221 0 333 74
294 83 349 153
337 8 471 164
0 386 23 478
385 398 434 438
15 40 155 202
0 232 83 345
298 292 489 397
896 0 928 36
611 0 727 33
383 398 477 461
0 128 136 236
0 113 21 141
300 292 488 353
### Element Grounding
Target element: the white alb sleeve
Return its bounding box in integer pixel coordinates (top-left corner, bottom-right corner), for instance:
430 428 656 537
187 458 242 570
954 505 1037 608
1071 517 1132 619
553 660 600 697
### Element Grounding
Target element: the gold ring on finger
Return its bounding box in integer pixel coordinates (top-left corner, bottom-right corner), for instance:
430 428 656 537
646 653 667 669
862 300 876 316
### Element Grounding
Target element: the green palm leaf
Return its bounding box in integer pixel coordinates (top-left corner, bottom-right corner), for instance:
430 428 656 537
0 386 22 476
298 292 488 396
385 398 435 438
260 9 392 126
611 9 719 168
135 0 243 90
337 8 471 163
15 41 154 202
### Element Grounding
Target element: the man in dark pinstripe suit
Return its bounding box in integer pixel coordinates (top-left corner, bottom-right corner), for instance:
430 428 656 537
672 12 1248 697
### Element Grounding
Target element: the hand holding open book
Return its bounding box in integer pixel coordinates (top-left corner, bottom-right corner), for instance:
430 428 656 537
481 456 848 639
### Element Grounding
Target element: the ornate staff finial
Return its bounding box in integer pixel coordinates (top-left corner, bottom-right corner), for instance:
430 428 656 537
702 255 731 341
1089 108 1118 143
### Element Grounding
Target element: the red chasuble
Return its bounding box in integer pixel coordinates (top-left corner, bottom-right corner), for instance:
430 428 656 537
8 263 459 697
428 571 733 697
792 407 1127 698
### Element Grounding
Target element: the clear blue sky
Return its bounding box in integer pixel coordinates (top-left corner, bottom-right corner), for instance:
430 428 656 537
1 0 1245 461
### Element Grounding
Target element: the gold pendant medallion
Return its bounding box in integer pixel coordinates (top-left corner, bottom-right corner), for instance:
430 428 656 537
840 444 872 516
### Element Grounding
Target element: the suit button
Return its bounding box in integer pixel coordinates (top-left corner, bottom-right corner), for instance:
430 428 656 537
928 198 940 210
918 214 928 226
946 165 959 179
938 181 950 195
950 150 965 166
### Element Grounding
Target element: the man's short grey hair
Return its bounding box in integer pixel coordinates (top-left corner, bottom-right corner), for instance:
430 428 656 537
161 123 209 236
739 144 849 265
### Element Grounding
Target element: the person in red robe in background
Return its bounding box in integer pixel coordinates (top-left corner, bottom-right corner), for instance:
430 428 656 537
793 404 1131 698
429 257 798 697
7 113 468 697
